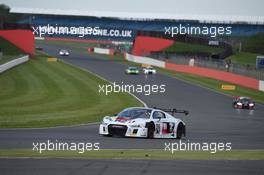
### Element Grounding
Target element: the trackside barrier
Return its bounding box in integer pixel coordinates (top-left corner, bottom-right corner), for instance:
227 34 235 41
90 48 115 56
126 53 165 68
259 81 264 91
124 53 263 92
88 47 115 56
94 48 110 55
0 55 29 73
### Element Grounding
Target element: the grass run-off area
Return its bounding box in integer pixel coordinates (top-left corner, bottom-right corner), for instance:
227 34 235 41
0 53 141 128
164 41 224 54
157 68 264 104
226 52 258 66
0 37 24 65
0 149 263 160
225 33 264 65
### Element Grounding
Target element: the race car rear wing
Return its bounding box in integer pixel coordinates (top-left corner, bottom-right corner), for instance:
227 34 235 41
153 107 189 116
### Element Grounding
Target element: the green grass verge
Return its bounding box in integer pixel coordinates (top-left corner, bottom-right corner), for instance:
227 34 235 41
0 37 24 64
242 33 264 55
164 41 224 54
157 68 264 104
0 52 142 128
0 149 263 160
224 33 264 65
226 52 258 66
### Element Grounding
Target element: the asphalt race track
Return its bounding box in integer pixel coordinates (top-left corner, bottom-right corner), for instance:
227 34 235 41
1 158 263 175
0 43 263 150
0 43 264 175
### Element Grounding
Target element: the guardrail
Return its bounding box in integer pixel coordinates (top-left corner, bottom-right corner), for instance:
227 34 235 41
260 81 264 91
0 55 29 73
150 52 264 80
92 48 115 55
126 53 165 68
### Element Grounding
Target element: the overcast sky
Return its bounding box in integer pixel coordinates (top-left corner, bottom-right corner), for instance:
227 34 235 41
1 0 264 17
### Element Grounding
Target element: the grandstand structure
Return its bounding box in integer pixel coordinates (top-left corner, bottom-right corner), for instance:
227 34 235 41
8 7 264 79
16 14 264 42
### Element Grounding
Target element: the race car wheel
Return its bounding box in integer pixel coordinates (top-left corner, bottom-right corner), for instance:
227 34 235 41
146 122 155 139
176 122 185 139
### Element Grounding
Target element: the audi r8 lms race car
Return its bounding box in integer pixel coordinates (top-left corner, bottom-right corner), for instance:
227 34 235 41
233 96 255 109
59 49 70 56
99 107 189 139
125 67 140 74
143 66 157 74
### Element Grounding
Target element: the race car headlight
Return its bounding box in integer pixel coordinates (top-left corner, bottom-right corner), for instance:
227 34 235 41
237 102 242 105
101 118 110 125
129 124 141 128
249 103 254 106
129 123 144 128
101 121 108 125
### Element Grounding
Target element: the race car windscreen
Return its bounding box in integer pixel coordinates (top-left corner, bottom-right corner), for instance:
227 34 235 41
117 108 151 119
240 98 253 103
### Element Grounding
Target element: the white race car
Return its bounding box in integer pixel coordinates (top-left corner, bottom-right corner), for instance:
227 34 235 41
143 66 157 74
59 49 70 56
99 107 188 139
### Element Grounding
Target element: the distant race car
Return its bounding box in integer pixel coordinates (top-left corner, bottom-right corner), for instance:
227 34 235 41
99 107 189 139
125 67 139 74
35 46 43 51
143 66 157 74
233 96 255 109
59 49 70 56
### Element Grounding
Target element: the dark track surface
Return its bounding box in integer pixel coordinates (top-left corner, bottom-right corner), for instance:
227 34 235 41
0 43 263 150
1 158 263 175
1 43 264 175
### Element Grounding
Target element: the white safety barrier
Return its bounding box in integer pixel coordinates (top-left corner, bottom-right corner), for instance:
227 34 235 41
0 55 29 73
94 48 111 55
125 53 165 68
259 80 264 92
